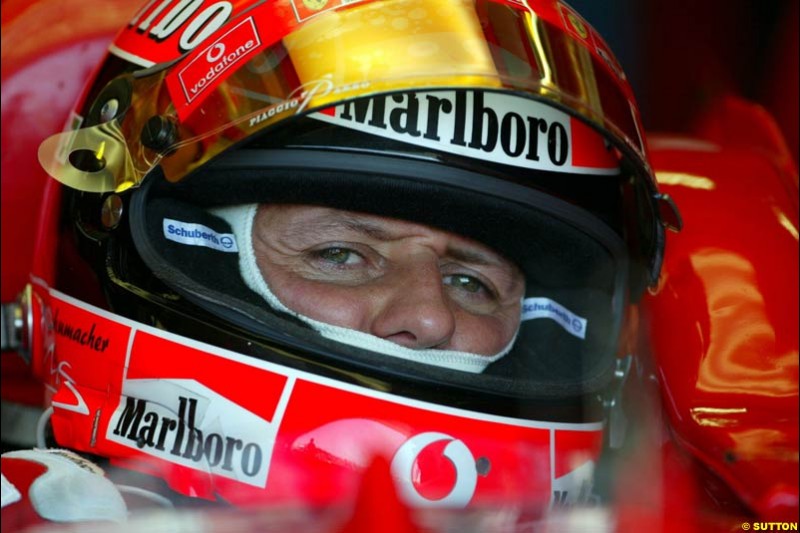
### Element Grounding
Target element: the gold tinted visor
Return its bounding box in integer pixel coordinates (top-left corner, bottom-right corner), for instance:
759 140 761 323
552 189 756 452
39 0 647 193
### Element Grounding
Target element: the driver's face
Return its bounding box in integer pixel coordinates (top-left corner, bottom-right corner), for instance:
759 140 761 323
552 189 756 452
252 205 525 355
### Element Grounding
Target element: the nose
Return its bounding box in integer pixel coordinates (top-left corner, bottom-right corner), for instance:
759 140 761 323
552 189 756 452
369 257 456 350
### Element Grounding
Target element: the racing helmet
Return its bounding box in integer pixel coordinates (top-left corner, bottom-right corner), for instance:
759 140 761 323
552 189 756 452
29 0 680 512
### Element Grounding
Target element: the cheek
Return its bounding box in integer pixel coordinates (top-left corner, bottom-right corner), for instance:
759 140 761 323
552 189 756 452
451 308 521 354
261 265 370 330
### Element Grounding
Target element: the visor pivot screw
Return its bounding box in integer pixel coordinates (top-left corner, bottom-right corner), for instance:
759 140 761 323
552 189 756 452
99 98 120 122
101 194 124 229
141 115 176 153
475 457 491 476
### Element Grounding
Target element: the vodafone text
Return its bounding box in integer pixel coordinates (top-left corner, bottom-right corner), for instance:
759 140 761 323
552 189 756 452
189 38 256 97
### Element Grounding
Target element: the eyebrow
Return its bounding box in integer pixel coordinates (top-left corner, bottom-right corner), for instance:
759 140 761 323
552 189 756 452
446 245 502 267
288 212 514 270
336 216 395 241
283 213 395 243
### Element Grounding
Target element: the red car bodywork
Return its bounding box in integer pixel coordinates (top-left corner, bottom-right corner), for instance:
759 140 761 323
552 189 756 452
646 100 799 522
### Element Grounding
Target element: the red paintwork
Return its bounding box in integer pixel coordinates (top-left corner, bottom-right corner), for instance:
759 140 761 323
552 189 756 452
646 97 799 520
0 0 141 407
1 0 142 302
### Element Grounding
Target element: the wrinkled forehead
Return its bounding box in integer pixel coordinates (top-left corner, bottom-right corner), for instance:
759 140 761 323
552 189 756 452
254 203 523 270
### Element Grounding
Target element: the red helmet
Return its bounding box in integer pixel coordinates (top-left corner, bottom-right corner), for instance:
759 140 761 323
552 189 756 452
25 0 679 514
0 0 144 449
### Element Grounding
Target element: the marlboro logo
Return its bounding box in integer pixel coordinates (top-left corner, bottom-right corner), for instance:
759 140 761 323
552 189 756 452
311 90 618 175
107 379 273 487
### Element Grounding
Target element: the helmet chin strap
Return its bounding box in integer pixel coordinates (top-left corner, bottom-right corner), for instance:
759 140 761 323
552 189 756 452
214 204 517 374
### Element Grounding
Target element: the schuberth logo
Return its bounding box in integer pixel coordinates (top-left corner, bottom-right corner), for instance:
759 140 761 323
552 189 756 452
521 297 588 339
177 16 261 103
163 218 239 252
311 90 617 175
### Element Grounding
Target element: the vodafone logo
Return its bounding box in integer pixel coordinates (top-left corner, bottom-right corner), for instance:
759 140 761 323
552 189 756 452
176 16 262 104
206 43 226 63
391 432 478 507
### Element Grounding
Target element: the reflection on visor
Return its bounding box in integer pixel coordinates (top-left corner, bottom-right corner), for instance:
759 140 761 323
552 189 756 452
38 0 645 193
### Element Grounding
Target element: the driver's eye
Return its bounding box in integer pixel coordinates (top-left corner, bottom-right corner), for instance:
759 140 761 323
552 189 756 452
319 247 360 265
444 274 486 294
